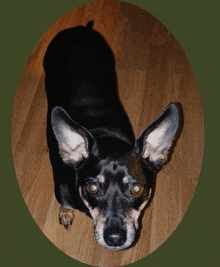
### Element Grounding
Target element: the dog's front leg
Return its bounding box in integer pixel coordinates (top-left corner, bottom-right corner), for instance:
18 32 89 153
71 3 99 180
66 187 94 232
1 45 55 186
59 206 75 230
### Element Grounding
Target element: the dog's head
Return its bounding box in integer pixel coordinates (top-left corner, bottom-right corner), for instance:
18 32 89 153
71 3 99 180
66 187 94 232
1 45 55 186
51 104 180 250
77 155 153 251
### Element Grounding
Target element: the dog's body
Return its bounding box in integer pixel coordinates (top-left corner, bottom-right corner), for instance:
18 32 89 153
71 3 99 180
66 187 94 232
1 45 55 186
43 21 180 250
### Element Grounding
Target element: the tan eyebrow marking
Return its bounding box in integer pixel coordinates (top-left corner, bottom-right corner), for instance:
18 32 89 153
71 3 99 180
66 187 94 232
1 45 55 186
123 176 130 183
97 175 105 183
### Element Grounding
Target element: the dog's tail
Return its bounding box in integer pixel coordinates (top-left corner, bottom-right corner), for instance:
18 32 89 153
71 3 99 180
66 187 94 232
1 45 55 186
86 21 94 30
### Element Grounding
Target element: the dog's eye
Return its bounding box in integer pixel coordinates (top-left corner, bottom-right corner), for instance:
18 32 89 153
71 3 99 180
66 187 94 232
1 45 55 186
86 183 98 194
130 183 143 195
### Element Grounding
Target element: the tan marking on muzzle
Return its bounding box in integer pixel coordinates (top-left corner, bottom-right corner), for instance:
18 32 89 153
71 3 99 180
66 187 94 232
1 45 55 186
137 188 152 214
126 190 152 229
79 187 103 221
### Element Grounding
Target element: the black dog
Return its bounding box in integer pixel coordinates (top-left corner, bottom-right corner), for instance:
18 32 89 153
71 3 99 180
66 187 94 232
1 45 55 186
43 21 180 251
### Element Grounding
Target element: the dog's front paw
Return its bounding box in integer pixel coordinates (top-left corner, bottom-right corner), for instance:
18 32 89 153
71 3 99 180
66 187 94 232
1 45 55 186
59 206 75 230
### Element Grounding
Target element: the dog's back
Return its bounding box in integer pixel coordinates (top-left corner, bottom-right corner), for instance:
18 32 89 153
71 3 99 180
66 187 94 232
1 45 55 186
44 21 135 159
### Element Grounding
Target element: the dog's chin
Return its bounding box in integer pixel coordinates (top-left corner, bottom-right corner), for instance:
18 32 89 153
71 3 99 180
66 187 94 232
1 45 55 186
99 242 134 251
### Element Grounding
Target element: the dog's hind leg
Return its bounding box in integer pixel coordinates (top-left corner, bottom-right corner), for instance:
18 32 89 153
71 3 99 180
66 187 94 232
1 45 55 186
59 206 75 230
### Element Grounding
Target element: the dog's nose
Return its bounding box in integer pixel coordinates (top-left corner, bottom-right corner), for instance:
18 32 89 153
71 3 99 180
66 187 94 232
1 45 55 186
104 227 126 247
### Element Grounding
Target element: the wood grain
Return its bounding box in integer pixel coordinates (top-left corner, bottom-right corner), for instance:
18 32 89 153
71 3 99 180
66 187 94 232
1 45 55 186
11 0 204 266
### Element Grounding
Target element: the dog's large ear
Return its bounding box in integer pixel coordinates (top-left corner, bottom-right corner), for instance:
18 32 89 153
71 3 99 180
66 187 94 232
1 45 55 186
134 104 180 172
51 106 98 167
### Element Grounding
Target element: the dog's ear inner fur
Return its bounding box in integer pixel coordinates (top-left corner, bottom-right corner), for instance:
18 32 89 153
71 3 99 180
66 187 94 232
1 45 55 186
134 103 180 172
51 106 98 166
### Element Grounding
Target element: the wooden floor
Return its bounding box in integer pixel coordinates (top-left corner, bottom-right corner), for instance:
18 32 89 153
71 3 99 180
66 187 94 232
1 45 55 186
11 0 204 266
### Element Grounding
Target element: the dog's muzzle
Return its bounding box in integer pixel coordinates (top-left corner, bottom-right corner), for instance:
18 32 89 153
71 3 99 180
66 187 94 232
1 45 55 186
94 215 137 251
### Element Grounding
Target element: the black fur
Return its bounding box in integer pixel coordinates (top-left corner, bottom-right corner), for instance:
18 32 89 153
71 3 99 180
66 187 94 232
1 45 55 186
43 21 135 214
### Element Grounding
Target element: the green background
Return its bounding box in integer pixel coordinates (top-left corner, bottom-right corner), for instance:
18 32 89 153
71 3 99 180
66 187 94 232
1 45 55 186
1 0 219 266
